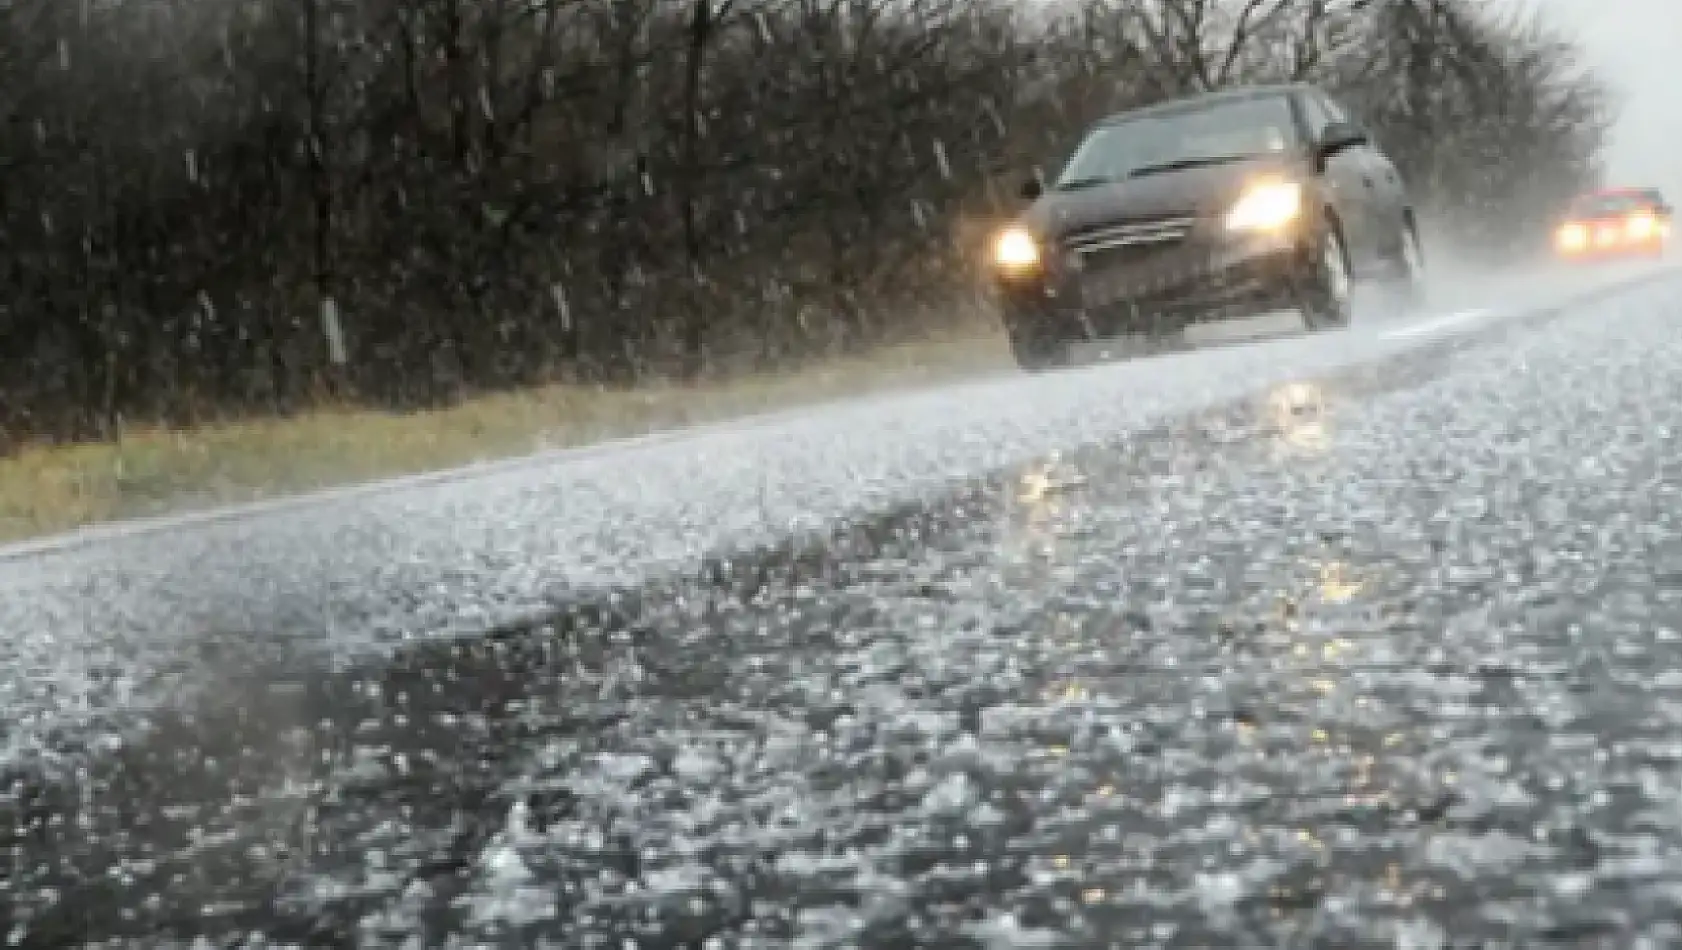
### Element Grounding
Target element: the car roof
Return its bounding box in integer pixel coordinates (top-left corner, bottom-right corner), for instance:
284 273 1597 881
1098 83 1313 126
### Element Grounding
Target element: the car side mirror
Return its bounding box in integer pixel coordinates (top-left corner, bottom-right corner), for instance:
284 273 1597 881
1316 121 1368 159
1019 177 1043 201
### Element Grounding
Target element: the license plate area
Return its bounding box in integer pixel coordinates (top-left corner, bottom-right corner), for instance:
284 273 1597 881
1128 236 1285 297
1080 253 1226 309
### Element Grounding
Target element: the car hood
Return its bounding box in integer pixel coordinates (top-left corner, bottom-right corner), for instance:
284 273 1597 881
1022 154 1310 238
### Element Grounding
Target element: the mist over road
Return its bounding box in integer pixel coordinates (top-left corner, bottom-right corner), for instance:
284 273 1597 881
5 259 1682 946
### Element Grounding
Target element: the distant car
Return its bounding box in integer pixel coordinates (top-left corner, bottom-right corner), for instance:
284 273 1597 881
989 83 1425 370
1553 187 1672 260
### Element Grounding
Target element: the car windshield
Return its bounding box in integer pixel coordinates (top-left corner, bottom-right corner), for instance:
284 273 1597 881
1053 95 1298 189
1570 192 1656 217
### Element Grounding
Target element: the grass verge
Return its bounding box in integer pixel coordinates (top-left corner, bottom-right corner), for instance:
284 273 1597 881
0 328 1011 543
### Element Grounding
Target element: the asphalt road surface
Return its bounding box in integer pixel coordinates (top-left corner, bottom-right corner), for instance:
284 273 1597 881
6 259 1682 948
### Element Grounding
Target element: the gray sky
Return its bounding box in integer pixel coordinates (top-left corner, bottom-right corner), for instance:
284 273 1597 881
1523 0 1682 194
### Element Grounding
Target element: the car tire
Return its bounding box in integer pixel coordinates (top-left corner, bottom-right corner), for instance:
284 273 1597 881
1003 310 1074 371
1010 334 1071 371
1299 223 1354 331
1379 219 1428 315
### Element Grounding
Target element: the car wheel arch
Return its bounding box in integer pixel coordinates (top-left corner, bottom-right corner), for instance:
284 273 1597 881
1298 207 1354 330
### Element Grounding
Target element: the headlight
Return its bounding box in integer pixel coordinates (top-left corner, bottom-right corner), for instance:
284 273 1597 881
1628 212 1656 238
1226 181 1303 232
1557 223 1587 250
993 227 1040 270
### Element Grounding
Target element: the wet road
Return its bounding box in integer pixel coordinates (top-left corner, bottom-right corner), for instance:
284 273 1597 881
8 263 1682 947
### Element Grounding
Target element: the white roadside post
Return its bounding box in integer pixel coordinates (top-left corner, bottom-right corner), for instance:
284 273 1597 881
321 295 348 366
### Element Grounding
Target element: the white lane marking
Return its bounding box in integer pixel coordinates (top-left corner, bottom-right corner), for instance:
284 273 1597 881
1380 307 1494 340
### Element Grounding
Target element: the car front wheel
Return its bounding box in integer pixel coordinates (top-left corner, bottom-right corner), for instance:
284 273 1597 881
1002 308 1075 371
1298 225 1353 330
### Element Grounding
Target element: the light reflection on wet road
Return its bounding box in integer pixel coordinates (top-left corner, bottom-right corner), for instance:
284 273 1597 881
9 269 1682 946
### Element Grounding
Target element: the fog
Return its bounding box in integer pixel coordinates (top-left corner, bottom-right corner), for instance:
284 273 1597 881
1531 0 1682 196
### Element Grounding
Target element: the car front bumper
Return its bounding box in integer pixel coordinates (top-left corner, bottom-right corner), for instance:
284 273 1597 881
994 229 1318 340
1555 218 1670 261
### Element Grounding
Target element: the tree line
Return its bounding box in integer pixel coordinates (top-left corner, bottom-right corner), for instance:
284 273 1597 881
0 0 1611 444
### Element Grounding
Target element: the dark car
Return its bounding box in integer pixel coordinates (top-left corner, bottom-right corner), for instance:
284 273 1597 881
988 83 1425 370
1553 187 1672 261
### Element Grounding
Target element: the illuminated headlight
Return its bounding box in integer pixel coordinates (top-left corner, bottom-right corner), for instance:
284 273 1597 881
1628 212 1657 238
1225 181 1303 232
993 227 1041 270
1557 223 1587 250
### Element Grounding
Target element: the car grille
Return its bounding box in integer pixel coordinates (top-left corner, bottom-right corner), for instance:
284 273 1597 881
1064 215 1195 252
1063 215 1196 269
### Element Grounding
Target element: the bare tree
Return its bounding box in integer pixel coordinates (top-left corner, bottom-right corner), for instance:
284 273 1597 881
0 0 1613 445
